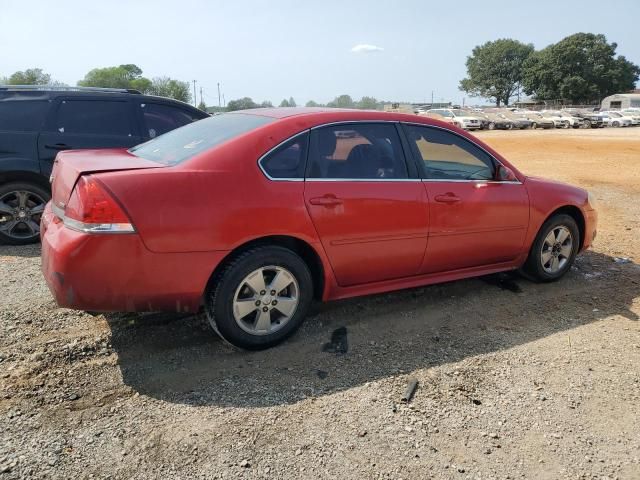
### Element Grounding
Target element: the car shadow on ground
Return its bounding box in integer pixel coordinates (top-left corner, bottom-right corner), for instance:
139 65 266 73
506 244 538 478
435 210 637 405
105 250 639 408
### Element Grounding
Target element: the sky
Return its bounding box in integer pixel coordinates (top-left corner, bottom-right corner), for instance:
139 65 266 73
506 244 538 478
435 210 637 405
1 0 639 106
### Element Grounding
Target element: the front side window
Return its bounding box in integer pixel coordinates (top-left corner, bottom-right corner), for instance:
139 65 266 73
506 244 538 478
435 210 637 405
259 133 308 179
130 112 273 165
141 103 203 138
55 100 132 136
307 123 408 179
403 125 495 181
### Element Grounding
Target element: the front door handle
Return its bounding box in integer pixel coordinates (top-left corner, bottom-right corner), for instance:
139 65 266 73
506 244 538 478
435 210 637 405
309 195 343 207
434 193 461 204
45 143 71 151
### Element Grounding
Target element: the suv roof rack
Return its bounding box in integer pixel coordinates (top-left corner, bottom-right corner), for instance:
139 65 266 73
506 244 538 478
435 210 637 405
0 85 142 94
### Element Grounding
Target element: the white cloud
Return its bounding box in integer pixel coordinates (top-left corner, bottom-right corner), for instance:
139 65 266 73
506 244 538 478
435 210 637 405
351 44 384 54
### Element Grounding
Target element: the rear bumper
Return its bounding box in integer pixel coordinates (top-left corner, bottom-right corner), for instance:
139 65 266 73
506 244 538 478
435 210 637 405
41 203 228 313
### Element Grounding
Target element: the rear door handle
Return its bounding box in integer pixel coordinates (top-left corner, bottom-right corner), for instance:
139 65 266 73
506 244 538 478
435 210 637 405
434 193 461 204
309 195 343 207
45 143 71 151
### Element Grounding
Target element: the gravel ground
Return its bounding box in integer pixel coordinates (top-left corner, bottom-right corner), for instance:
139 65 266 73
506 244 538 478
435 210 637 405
1 128 639 479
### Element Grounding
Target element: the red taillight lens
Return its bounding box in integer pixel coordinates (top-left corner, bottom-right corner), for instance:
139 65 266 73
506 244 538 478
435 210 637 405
63 176 134 233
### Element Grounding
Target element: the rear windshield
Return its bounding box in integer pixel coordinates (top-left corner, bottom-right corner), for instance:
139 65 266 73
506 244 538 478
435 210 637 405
129 113 273 165
0 100 49 132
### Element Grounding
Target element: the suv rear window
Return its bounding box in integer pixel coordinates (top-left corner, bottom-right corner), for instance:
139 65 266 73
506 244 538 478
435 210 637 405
0 100 49 132
129 113 273 165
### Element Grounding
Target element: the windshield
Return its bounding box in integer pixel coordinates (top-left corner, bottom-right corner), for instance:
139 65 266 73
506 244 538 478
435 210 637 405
452 109 469 116
129 113 274 165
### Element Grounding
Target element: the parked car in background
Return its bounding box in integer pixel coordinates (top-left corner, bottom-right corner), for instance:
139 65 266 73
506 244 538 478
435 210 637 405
563 109 605 128
600 111 633 127
497 111 532 129
41 108 597 350
545 111 583 128
423 109 482 130
616 111 640 126
0 85 208 245
518 112 555 129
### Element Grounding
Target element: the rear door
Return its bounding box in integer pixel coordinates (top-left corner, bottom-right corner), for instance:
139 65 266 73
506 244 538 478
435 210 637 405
37 97 142 177
402 123 529 274
303 122 429 287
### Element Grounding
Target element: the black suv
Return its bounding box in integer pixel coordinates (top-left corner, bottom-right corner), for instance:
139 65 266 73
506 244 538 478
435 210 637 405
0 86 208 244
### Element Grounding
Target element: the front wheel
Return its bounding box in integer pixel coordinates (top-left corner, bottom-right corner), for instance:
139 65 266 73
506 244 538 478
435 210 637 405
0 182 50 245
524 214 580 282
531 122 537 129
204 246 313 350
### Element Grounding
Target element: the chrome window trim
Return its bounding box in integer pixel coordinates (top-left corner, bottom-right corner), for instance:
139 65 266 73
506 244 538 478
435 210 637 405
257 119 523 184
257 130 309 182
401 121 523 185
305 178 422 182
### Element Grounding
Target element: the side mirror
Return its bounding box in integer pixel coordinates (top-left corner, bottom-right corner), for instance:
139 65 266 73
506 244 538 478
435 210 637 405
497 165 518 182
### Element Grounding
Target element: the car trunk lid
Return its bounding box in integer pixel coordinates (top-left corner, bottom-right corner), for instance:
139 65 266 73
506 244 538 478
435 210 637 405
50 148 163 210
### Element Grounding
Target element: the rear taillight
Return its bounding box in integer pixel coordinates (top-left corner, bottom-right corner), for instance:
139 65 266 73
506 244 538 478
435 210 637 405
60 175 134 233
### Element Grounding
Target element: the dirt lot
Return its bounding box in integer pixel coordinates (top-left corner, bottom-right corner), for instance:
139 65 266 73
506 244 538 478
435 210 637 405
1 127 639 479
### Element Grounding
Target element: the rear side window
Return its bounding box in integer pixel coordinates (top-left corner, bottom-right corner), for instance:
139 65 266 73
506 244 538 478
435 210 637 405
259 133 308 179
141 102 204 138
0 100 49 132
54 100 132 136
129 113 273 165
307 123 408 179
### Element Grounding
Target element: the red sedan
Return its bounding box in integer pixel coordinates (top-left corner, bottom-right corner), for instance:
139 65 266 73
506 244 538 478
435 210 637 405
41 108 597 349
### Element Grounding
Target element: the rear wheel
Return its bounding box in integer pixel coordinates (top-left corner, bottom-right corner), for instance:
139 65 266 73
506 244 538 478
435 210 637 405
531 122 537 129
524 214 579 282
0 182 50 245
488 122 496 130
204 246 313 350
612 121 620 127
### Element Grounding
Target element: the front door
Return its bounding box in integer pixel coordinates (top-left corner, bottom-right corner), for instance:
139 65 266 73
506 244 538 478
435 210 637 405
303 123 429 287
402 123 529 274
37 97 142 177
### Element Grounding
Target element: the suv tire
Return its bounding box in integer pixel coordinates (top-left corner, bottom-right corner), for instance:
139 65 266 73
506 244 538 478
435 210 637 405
0 182 50 245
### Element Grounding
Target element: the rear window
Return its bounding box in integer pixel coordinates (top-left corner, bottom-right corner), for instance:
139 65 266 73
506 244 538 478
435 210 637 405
55 100 132 136
0 100 49 132
129 113 273 165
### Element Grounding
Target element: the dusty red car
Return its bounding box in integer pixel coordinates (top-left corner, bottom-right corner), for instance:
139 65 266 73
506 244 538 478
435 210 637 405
41 108 597 349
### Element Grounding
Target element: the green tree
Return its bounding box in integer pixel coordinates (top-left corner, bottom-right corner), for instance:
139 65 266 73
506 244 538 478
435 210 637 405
147 77 191 103
78 64 147 89
226 97 259 111
288 97 297 107
356 96 379 109
460 39 534 106
197 100 207 111
305 100 322 107
7 68 52 85
260 100 274 108
326 94 355 108
279 98 290 107
522 33 640 103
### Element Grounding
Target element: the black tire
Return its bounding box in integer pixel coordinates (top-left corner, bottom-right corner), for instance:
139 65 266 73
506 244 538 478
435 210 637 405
488 122 496 130
0 182 50 245
531 122 537 129
524 214 580 283
204 246 314 350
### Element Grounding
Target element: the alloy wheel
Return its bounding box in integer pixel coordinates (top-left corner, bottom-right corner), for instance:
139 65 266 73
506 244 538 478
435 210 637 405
232 266 300 336
540 226 573 274
0 190 46 241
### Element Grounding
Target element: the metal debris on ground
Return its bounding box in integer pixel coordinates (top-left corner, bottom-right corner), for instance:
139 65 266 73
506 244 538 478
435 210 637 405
402 378 418 403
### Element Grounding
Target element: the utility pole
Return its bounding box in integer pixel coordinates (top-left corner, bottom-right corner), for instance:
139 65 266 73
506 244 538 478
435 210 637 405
199 86 204 108
217 82 221 108
223 93 226 108
431 91 434 107
192 80 197 107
